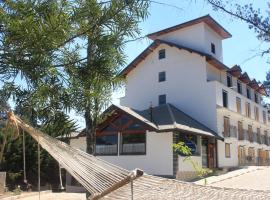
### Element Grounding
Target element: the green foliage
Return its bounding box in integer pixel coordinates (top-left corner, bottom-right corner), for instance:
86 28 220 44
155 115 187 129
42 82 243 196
173 141 212 184
173 141 192 156
0 0 150 188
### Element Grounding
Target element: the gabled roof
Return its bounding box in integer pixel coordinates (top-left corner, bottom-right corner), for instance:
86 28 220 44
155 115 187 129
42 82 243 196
248 79 260 90
147 15 232 40
99 103 222 139
119 39 228 77
239 72 251 84
227 65 242 77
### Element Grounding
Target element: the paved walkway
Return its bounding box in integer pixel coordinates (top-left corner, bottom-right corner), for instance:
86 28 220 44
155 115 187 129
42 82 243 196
1 192 86 200
195 166 270 191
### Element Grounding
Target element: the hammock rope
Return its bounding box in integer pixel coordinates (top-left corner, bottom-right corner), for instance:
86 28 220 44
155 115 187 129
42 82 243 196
5 112 270 200
22 130 27 184
8 112 142 199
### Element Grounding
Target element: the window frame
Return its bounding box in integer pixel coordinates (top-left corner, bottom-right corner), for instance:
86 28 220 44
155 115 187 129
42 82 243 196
222 90 228 108
158 49 166 59
263 110 267 124
246 87 251 99
95 134 119 156
158 71 166 82
158 94 166 105
236 97 241 114
245 102 251 117
254 106 259 121
211 43 216 54
225 143 231 158
227 74 232 88
223 116 230 137
120 132 146 155
237 81 242 94
254 93 259 104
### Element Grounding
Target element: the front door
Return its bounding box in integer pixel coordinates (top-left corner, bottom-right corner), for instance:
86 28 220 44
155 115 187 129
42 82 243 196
208 144 214 168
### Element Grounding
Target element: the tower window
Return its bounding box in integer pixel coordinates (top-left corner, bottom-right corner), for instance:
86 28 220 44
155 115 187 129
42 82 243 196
159 94 166 105
211 43 216 54
158 71 166 82
159 49 165 59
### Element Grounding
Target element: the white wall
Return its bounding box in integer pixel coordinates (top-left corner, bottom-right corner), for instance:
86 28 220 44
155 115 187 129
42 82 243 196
122 44 218 132
157 23 205 53
204 24 223 61
154 22 224 62
70 132 174 176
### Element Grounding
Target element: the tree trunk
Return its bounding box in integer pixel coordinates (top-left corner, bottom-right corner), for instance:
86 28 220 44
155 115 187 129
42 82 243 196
84 107 94 154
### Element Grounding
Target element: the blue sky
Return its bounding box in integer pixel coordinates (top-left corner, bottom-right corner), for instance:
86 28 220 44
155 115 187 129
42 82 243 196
73 0 270 128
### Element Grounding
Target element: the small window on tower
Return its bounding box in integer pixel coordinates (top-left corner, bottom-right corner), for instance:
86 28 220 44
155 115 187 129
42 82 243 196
159 49 165 59
159 94 166 105
158 71 166 82
211 43 216 54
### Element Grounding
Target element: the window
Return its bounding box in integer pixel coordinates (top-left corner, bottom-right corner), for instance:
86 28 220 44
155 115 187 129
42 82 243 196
245 102 251 117
120 133 146 155
158 49 165 59
222 90 228 108
159 94 166 105
248 125 253 142
246 88 251 99
255 93 259 104
227 75 232 87
236 97 241 113
158 71 166 82
263 111 267 124
178 134 199 156
265 130 269 146
257 128 261 144
238 121 244 140
96 134 118 155
254 107 259 121
223 117 230 137
211 43 216 54
225 143 230 158
237 81 242 94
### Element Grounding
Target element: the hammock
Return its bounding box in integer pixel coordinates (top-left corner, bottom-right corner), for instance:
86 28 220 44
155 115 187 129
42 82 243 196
6 113 270 200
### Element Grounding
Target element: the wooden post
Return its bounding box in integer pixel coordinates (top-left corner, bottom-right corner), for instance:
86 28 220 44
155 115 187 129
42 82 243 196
90 169 143 200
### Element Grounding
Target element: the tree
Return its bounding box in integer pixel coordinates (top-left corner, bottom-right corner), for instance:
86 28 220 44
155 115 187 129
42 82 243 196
207 0 270 55
66 0 150 154
207 0 270 95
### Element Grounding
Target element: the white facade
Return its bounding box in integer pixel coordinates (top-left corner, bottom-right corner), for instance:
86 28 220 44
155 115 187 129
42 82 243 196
70 132 174 176
69 16 270 182
121 17 270 168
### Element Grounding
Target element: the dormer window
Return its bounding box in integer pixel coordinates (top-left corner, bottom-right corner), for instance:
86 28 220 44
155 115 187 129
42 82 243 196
255 93 259 104
237 81 242 94
227 75 232 87
246 88 251 99
211 43 216 54
159 49 165 59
